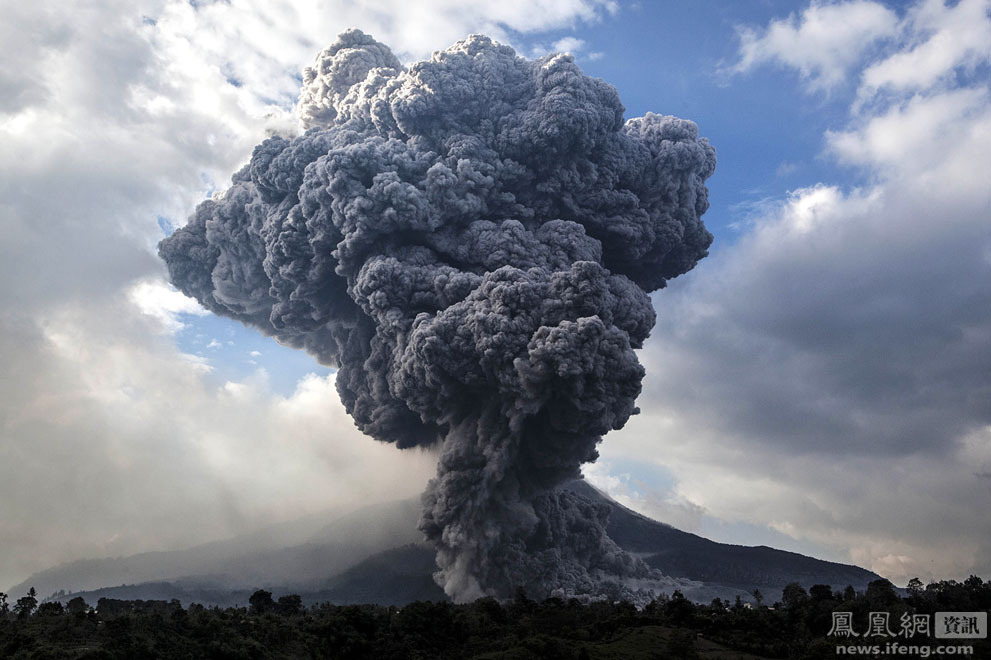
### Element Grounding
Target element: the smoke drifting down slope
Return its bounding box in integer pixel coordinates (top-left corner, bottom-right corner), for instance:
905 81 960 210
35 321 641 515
160 30 715 602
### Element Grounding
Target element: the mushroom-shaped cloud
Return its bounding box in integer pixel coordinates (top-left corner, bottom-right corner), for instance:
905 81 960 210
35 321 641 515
160 30 715 602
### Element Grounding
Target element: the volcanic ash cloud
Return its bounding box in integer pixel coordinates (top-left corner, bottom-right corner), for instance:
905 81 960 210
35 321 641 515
160 29 716 602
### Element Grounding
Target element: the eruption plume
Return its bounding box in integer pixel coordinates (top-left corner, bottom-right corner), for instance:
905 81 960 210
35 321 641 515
160 29 715 602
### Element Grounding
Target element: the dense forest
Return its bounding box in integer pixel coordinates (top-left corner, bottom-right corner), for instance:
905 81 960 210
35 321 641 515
1 577 988 659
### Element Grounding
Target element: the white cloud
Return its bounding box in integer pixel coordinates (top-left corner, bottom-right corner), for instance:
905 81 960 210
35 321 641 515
0 300 437 591
830 87 991 190
552 36 586 53
179 352 214 374
631 162 990 580
530 34 598 59
616 0 991 584
730 1 899 91
583 462 707 532
858 0 991 105
129 278 207 333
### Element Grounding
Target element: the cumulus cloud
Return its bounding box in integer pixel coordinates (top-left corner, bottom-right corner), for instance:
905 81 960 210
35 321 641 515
729 0 899 91
857 0 991 105
729 0 990 105
830 86 991 186
606 0 991 584
552 36 586 53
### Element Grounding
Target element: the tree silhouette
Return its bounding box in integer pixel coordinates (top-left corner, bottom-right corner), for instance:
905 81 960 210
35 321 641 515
13 588 37 619
781 582 808 609
808 584 833 602
66 596 89 615
276 594 303 616
36 601 64 617
0 578 987 658
248 589 275 615
906 577 925 598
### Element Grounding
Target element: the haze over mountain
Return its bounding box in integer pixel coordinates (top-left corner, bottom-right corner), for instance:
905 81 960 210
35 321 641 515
17 481 880 608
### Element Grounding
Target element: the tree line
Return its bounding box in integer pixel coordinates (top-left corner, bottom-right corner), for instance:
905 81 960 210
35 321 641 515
0 576 988 659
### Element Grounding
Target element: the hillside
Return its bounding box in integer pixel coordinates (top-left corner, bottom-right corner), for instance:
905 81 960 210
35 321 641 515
16 479 881 607
570 480 879 599
10 498 421 599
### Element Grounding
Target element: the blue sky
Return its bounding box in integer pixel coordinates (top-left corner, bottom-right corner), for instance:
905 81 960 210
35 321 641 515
2 0 989 592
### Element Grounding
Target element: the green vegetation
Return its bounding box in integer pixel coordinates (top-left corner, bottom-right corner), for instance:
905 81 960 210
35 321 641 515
0 578 987 659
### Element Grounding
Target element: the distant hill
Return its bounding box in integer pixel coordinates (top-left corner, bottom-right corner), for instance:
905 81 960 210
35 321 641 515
18 479 882 608
10 498 421 599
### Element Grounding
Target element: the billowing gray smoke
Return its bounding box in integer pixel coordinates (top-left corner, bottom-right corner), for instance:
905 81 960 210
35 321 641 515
160 29 715 602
